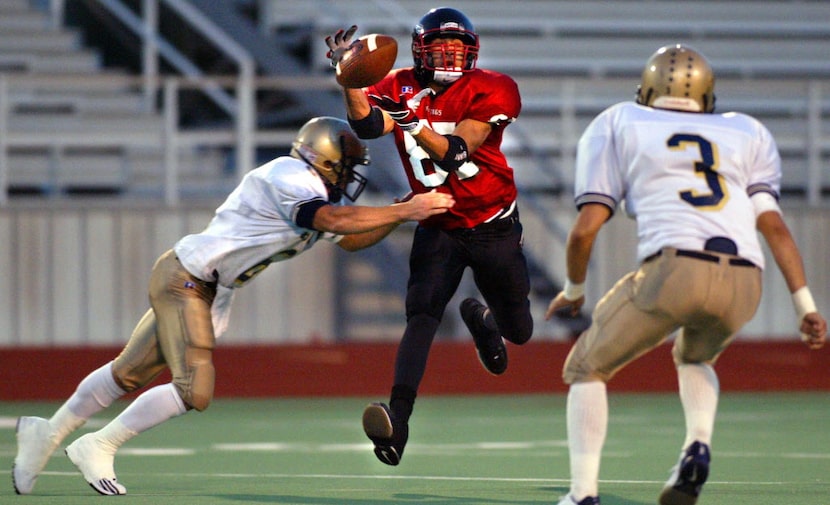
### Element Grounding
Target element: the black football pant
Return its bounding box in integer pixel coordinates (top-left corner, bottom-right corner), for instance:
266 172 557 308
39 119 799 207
393 212 533 391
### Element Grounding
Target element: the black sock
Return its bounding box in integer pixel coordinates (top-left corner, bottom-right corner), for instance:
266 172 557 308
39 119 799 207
389 384 417 422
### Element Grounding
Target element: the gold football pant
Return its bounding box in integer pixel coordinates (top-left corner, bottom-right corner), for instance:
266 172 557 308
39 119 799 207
564 248 762 384
112 249 218 411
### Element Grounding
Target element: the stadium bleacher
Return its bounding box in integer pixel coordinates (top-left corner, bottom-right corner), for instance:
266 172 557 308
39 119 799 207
0 0 233 197
275 0 830 199
2 0 828 199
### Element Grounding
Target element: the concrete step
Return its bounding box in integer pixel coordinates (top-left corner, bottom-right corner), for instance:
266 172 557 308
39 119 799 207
0 51 100 73
0 31 79 52
8 91 146 115
0 0 32 12
0 11 49 31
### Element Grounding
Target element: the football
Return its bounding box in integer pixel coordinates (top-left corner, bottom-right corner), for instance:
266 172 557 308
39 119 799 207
336 34 398 88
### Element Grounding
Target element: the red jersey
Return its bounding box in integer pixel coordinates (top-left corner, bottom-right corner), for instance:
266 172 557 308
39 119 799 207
366 68 521 230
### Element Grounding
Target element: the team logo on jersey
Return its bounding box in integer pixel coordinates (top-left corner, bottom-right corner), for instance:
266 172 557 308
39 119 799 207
401 85 413 94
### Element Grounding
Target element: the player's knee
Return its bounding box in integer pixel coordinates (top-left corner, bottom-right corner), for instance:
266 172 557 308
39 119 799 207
173 372 214 412
175 348 215 412
114 374 142 393
502 314 533 345
505 328 532 345
563 360 608 384
672 344 719 366
112 363 161 393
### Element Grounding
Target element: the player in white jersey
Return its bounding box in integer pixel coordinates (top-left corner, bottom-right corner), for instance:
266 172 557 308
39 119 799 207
12 116 454 496
544 45 826 505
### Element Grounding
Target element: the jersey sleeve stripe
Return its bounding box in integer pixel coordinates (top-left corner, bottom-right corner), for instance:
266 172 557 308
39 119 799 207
575 192 617 213
747 182 779 200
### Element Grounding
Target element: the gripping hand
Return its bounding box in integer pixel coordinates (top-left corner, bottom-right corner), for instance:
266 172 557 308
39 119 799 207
325 25 358 68
369 88 433 135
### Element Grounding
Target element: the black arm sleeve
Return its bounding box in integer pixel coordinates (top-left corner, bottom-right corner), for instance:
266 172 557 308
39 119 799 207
434 134 469 172
348 107 385 139
295 199 330 230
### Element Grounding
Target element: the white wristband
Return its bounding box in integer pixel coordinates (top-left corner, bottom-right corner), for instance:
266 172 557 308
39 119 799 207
563 279 585 301
408 121 424 136
792 286 817 320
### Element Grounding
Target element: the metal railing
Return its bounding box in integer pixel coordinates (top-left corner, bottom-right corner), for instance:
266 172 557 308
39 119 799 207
0 73 333 205
47 0 255 190
1 74 829 202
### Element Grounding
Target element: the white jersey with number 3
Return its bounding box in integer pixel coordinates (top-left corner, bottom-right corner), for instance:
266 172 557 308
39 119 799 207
574 102 781 268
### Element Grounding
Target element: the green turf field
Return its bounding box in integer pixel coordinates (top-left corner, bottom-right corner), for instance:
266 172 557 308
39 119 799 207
1 393 828 504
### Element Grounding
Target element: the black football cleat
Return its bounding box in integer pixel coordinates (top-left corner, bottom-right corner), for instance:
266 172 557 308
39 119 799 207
460 298 507 375
362 403 408 466
659 440 710 505
556 494 600 505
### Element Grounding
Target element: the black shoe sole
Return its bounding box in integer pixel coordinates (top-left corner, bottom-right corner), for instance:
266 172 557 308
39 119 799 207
362 404 401 466
658 487 699 505
362 404 393 439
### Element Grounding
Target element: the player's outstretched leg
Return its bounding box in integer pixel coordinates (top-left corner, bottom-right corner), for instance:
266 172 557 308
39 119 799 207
460 298 507 375
362 402 409 466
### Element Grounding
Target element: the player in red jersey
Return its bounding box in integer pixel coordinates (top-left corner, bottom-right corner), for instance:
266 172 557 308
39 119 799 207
327 7 533 466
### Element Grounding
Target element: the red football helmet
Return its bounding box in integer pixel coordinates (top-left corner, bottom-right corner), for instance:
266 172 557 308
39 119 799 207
411 7 479 85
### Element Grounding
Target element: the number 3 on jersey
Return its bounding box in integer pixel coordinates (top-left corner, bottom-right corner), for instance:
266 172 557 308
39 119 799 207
404 122 479 188
669 133 728 210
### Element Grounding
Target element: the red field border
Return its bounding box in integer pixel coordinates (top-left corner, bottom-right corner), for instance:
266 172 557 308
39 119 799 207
1 340 826 401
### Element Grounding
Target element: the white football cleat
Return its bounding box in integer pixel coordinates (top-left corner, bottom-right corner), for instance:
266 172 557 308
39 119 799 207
13 416 60 494
65 433 127 495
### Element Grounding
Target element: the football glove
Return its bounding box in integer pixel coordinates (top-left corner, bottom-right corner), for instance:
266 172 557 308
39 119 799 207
369 89 433 135
325 25 358 68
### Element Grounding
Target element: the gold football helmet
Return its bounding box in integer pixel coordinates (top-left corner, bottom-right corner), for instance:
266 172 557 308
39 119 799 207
636 44 715 113
291 116 369 201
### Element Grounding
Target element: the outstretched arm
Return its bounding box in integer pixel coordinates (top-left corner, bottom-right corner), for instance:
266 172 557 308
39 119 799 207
312 191 454 251
756 210 826 349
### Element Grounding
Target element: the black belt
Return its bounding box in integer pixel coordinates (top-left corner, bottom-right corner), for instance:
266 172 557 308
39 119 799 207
448 208 519 235
644 248 756 267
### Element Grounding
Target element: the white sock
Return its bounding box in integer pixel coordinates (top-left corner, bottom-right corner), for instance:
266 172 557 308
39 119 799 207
65 361 127 419
48 362 126 444
95 419 139 454
47 403 86 445
114 383 187 434
566 381 608 500
678 363 719 448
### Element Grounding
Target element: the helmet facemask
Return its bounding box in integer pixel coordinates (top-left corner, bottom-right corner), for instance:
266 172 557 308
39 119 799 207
291 117 370 203
636 44 716 113
330 134 369 202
